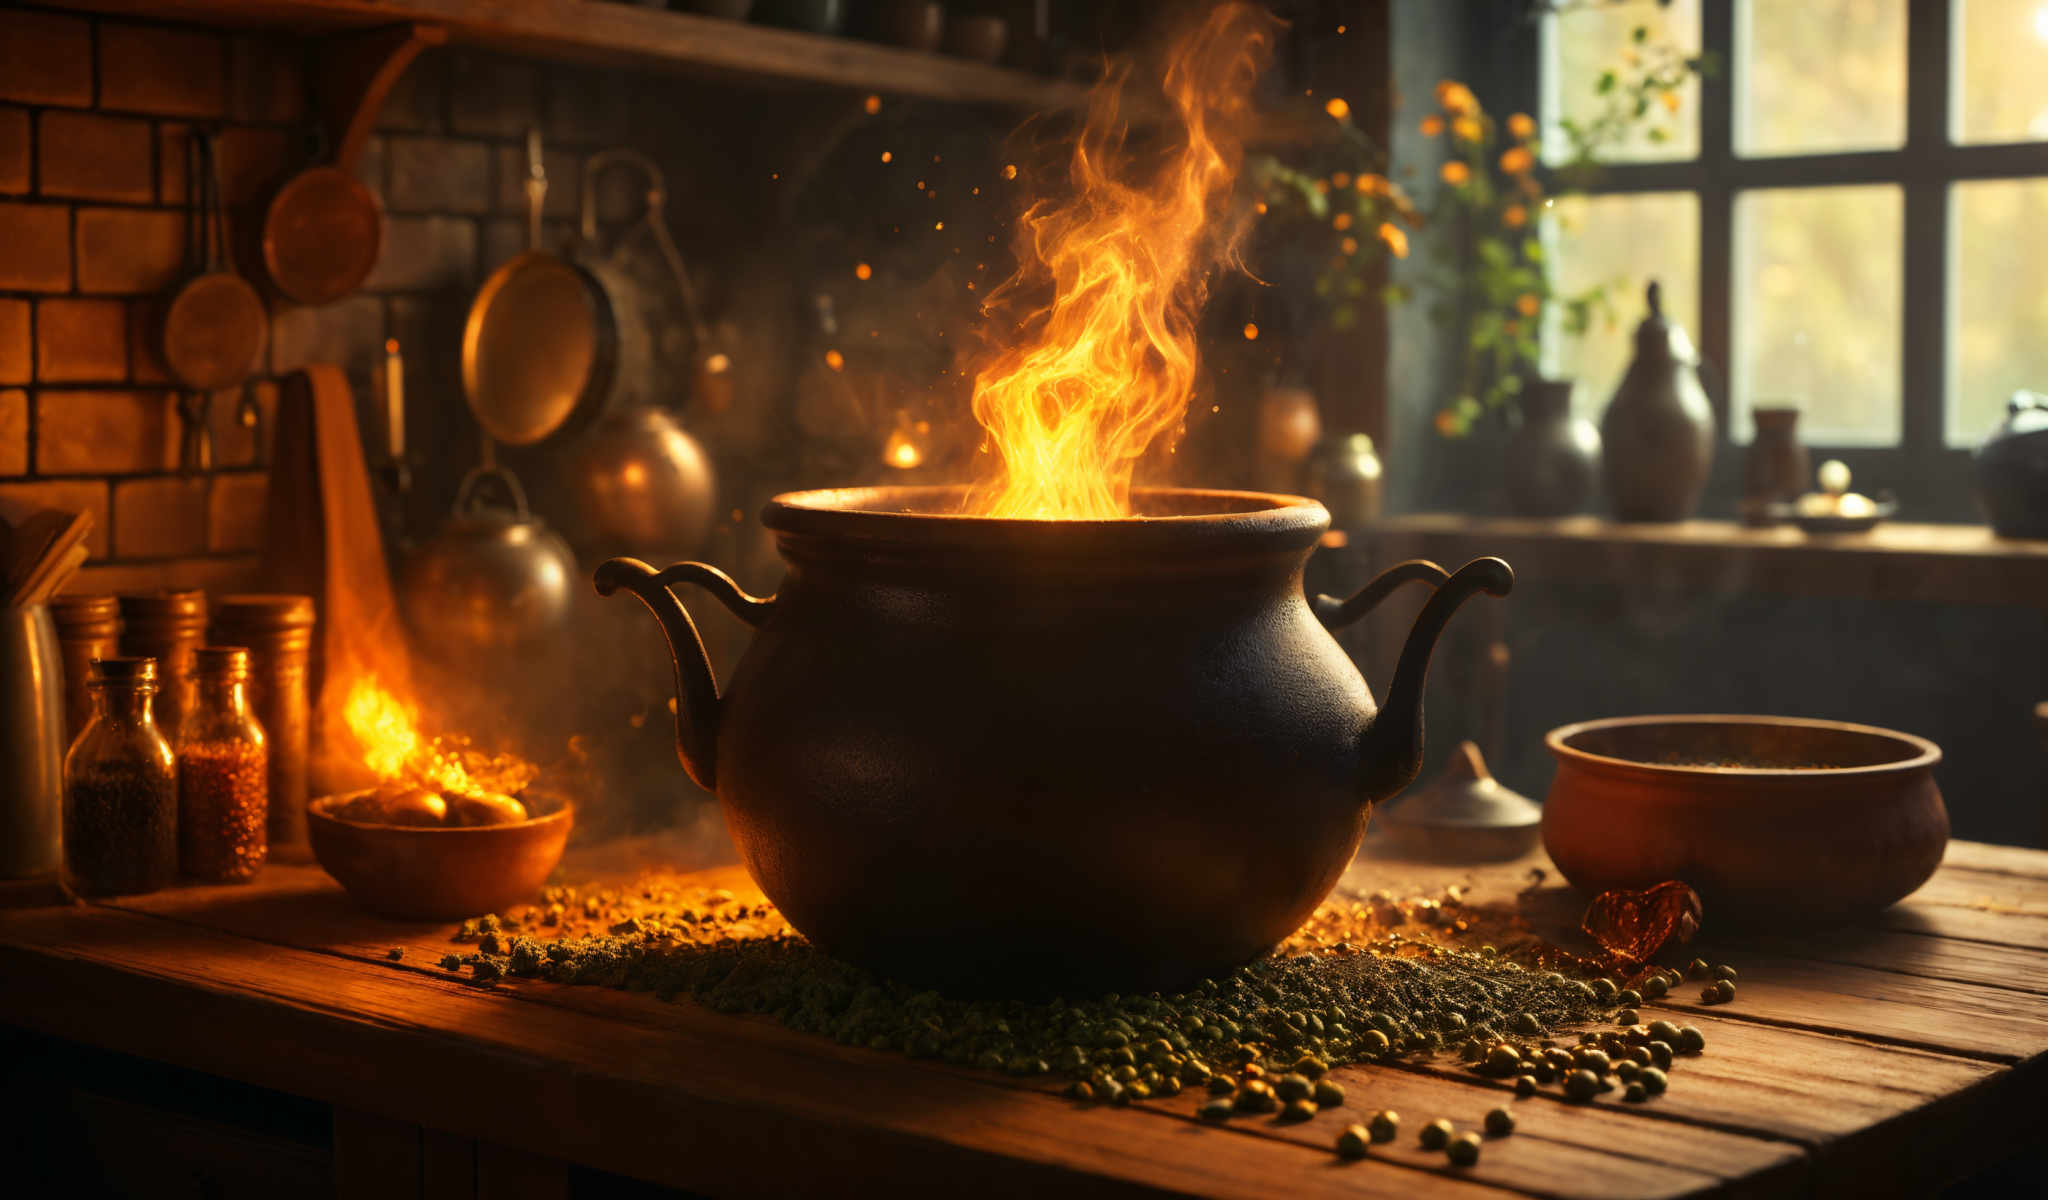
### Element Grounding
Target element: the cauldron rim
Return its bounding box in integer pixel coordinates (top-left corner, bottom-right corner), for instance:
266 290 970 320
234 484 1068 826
761 485 1329 559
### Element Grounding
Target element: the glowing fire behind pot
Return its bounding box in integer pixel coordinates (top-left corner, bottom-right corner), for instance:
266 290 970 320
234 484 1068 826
966 3 1278 520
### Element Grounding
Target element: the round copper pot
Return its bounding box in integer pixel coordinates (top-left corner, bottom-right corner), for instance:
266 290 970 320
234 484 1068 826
1543 714 1948 925
598 486 1511 993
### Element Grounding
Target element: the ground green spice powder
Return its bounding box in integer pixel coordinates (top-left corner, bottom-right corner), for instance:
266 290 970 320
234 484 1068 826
449 881 1622 1097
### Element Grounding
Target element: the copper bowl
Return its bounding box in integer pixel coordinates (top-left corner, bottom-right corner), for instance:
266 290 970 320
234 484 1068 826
307 791 574 920
1542 715 1948 925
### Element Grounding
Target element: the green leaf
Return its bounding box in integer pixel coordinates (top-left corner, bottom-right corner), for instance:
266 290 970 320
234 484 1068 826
1597 70 1618 95
1647 127 1669 142
1632 24 1648 43
1331 304 1357 329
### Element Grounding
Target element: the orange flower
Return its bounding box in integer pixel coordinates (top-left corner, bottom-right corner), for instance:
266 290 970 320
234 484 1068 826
1340 236 1359 255
1453 116 1484 143
1420 115 1444 137
1499 146 1534 175
1332 212 1353 230
1507 112 1536 140
1324 97 1351 120
1331 171 1352 190
1355 173 1386 194
1661 90 1681 113
1434 409 1464 437
1440 161 1470 186
1515 293 1541 317
1435 79 1479 117
1503 203 1528 229
1377 221 1409 258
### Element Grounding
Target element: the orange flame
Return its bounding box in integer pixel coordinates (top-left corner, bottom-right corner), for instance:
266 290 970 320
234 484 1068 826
966 4 1277 519
341 675 536 797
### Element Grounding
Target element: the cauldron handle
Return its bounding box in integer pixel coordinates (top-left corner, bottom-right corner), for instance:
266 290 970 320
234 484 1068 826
594 557 774 791
1311 560 1450 630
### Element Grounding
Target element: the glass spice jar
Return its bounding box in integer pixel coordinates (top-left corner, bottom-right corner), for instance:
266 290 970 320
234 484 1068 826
63 656 178 897
177 646 268 882
211 595 314 851
49 594 120 747
119 589 207 743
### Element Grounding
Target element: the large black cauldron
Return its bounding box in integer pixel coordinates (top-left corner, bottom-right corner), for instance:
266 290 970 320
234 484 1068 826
597 486 1509 993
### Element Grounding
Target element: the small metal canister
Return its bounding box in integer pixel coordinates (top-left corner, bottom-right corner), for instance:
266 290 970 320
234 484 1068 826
49 594 120 746
1307 433 1385 530
119 590 208 742
211 594 315 850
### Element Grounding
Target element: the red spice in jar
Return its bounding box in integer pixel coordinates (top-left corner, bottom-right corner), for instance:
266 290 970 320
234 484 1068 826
178 738 268 881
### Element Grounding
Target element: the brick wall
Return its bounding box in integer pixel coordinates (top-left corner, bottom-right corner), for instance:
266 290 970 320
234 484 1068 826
0 5 705 597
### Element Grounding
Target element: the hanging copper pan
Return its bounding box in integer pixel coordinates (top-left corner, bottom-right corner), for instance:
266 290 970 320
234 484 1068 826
460 128 615 447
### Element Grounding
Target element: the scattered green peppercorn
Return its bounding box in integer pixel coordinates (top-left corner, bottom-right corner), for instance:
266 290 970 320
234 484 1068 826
1200 1098 1232 1120
1639 1066 1668 1095
1678 1026 1706 1054
1293 1055 1329 1080
1208 1075 1237 1096
1362 1030 1392 1054
1514 1074 1537 1097
1574 1047 1611 1073
1420 1119 1454 1150
1336 1124 1371 1159
1642 975 1669 1000
1235 1080 1279 1113
439 954 462 970
1564 1069 1601 1101
1484 1106 1515 1136
1511 1012 1544 1036
1617 988 1641 1008
1067 1081 1094 1101
1647 1040 1674 1069
1615 1060 1641 1082
1648 1019 1684 1044
1484 1044 1522 1075
1624 1081 1648 1103
1447 1132 1482 1166
1714 964 1739 981
1617 1008 1640 1025
1280 1098 1318 1122
1687 958 1710 979
1591 978 1619 1001
1368 1110 1399 1142
1276 1073 1313 1102
386 947 404 960
1314 1080 1345 1108
1715 980 1736 1003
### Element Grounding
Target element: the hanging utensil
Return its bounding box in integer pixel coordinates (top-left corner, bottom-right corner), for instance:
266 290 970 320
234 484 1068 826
460 127 616 447
262 122 383 306
162 129 268 475
397 463 578 662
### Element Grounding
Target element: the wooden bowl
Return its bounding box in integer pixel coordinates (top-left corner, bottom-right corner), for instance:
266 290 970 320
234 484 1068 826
1542 715 1948 925
307 790 573 920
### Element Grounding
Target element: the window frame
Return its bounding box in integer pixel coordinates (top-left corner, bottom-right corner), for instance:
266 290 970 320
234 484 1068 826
1530 0 2048 519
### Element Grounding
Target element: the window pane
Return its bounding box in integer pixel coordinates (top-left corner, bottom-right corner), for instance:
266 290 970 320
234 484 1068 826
1949 178 2048 443
1541 0 1701 164
1955 0 2048 143
1735 0 1905 156
1541 192 1700 419
1732 186 1903 444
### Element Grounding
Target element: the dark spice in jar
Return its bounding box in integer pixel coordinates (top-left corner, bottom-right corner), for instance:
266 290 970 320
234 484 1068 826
65 758 177 896
178 738 268 881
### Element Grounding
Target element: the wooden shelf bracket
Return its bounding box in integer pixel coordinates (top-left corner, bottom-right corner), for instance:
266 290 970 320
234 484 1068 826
318 22 449 173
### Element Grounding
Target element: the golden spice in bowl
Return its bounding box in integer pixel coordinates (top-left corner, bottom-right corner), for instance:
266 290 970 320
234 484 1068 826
308 788 572 920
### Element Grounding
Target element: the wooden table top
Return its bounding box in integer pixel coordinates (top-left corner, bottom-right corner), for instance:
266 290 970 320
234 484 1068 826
2 835 2045 1199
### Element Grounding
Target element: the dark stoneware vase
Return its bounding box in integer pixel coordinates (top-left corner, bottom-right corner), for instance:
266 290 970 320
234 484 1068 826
1504 378 1601 517
1975 391 2048 539
1740 406 1810 526
598 486 1512 994
1601 282 1716 522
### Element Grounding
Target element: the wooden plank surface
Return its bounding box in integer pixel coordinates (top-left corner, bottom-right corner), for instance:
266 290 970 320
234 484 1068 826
1354 515 2048 607
44 0 1092 110
3 840 2046 1198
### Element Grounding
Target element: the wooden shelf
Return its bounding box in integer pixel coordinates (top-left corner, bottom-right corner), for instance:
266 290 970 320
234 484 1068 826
48 0 1093 109
1344 513 2048 608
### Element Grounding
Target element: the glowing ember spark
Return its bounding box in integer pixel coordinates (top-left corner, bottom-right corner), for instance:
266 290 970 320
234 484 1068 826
966 4 1277 519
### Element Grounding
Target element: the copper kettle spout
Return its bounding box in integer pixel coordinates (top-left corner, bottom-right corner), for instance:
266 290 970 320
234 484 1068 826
1355 557 1515 805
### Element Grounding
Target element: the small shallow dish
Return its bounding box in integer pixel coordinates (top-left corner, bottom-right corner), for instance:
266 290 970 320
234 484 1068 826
1542 715 1947 925
1767 492 1898 534
308 789 573 920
